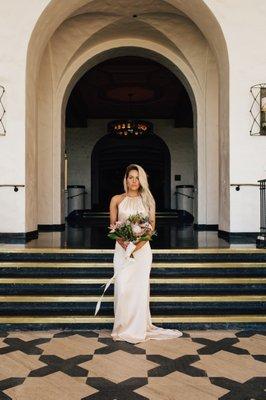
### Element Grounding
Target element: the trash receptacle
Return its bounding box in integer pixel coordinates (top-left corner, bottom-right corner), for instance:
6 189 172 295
67 185 86 216
175 185 194 222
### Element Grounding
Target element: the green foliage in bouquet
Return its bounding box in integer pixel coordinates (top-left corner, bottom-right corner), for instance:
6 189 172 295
108 212 157 243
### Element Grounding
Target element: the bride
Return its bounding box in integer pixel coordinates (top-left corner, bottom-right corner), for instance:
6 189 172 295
109 163 183 343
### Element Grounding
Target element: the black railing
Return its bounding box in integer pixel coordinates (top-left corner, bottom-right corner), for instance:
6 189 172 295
257 179 266 247
0 184 25 192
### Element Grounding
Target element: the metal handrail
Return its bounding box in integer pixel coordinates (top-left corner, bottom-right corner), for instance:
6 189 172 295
230 183 260 187
0 184 25 192
230 183 260 191
0 184 25 187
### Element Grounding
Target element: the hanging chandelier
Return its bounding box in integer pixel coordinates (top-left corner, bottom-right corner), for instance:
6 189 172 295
108 120 153 137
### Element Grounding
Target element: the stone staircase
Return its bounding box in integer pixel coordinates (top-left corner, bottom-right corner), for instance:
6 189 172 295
0 248 265 330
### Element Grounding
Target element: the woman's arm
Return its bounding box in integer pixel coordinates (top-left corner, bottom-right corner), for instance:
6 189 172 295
109 195 118 226
109 195 128 250
149 202 156 233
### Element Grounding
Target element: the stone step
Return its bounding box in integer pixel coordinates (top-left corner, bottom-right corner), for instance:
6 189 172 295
0 295 264 315
1 294 264 302
0 262 265 278
0 314 265 332
0 283 264 295
0 248 264 330
0 248 266 262
0 277 264 284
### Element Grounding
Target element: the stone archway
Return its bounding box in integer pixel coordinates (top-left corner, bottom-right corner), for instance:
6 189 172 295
39 41 202 224
26 0 229 235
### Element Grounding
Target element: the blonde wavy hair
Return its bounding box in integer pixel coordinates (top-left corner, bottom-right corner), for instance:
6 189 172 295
123 164 156 217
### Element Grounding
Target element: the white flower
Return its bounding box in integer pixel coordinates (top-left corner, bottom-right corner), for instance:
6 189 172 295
131 223 142 235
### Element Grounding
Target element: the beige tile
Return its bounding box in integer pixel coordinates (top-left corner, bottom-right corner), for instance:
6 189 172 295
94 328 112 338
0 352 44 380
194 352 266 382
7 331 59 340
39 335 105 358
5 372 94 400
235 334 266 355
136 371 227 400
81 350 158 383
137 336 202 358
188 330 238 339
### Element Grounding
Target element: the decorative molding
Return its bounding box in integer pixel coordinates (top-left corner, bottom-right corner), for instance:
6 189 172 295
194 224 218 231
0 230 38 243
38 224 65 232
218 230 259 243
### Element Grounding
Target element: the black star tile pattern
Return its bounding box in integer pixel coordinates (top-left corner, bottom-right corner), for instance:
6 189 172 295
0 337 51 355
235 330 266 338
147 354 207 377
29 354 93 377
191 337 250 355
210 376 266 400
0 378 25 400
53 330 99 339
253 354 266 363
0 329 264 400
82 377 149 400
94 338 146 355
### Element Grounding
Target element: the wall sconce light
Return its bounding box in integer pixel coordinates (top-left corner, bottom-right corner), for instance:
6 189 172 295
250 83 266 136
260 87 266 132
0 85 6 136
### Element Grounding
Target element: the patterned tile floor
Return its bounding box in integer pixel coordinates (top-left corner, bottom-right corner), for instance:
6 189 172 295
0 329 265 399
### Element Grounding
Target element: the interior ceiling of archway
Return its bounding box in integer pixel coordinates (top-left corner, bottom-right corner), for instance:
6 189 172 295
46 0 211 92
69 0 187 18
66 55 193 126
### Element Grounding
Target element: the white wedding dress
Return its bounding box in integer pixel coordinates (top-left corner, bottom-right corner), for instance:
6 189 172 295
110 194 183 344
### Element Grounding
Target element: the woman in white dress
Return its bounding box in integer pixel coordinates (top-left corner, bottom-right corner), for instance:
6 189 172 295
109 164 183 344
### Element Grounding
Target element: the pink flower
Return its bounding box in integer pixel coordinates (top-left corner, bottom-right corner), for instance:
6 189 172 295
109 220 123 232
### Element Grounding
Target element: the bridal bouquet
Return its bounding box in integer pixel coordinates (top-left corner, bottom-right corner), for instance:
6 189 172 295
108 212 157 259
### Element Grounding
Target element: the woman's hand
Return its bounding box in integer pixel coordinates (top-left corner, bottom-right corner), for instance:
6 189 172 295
132 240 147 254
116 238 129 250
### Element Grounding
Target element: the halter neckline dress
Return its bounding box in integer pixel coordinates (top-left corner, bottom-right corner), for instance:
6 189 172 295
110 194 183 343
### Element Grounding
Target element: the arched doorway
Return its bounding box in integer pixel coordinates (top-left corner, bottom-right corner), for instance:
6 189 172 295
25 0 229 235
91 133 171 211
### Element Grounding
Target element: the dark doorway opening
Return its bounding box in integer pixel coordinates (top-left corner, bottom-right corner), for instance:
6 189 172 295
91 133 171 211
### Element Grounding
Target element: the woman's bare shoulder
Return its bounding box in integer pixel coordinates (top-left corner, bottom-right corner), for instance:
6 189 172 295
110 193 127 205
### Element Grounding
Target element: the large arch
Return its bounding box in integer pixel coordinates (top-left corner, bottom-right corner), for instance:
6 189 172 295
44 41 202 226
26 0 229 234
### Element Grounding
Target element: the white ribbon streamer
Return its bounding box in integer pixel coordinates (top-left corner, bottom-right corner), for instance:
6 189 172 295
94 241 136 316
